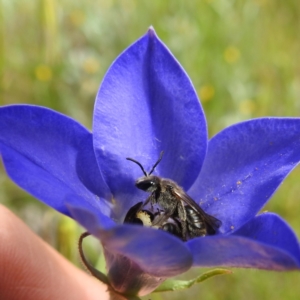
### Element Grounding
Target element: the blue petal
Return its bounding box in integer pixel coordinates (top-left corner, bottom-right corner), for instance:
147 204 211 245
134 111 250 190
189 118 300 233
233 212 300 265
0 105 111 217
69 204 193 277
93 28 207 218
67 196 115 230
104 249 164 296
188 213 300 270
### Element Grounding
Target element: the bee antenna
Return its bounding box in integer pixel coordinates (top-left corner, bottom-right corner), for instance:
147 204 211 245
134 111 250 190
126 157 148 176
149 151 164 175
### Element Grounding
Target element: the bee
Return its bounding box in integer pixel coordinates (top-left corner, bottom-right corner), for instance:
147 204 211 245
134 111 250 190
185 205 209 238
126 151 222 241
124 201 213 240
124 201 182 238
160 205 211 239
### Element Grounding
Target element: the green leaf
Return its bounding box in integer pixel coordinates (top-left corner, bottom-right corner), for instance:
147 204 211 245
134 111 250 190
153 268 232 293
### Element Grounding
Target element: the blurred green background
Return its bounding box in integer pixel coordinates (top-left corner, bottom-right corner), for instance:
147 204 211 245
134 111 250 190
1 0 300 299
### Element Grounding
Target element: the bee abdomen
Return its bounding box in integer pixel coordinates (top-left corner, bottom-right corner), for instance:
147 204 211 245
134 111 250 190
161 223 182 238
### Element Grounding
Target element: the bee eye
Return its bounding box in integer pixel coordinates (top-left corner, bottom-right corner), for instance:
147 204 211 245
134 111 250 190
136 179 153 191
135 177 158 192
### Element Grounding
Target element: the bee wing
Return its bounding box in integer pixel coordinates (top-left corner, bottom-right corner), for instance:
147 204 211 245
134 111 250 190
170 188 222 232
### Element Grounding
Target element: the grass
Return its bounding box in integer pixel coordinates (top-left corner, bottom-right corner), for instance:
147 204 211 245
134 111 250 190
1 1 300 299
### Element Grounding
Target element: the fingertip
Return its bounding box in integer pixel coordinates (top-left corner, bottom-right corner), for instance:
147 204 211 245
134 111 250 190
0 205 113 300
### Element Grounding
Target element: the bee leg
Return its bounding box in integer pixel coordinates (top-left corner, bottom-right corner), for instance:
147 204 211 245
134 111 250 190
141 194 155 211
177 203 187 241
181 220 187 241
152 213 169 227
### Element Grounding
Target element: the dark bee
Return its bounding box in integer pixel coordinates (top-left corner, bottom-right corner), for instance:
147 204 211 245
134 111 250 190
126 151 222 241
124 201 182 238
124 202 214 240
160 205 211 239
185 205 208 238
160 222 182 237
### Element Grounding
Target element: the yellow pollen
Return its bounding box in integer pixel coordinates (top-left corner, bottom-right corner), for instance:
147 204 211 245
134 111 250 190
136 211 152 227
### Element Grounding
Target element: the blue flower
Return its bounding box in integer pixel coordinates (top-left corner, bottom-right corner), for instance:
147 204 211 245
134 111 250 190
1 28 300 297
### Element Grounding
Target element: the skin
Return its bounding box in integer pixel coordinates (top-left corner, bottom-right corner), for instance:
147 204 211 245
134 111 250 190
0 205 127 300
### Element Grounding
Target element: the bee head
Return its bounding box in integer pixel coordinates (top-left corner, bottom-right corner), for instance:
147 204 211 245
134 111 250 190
135 175 160 192
126 151 164 193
